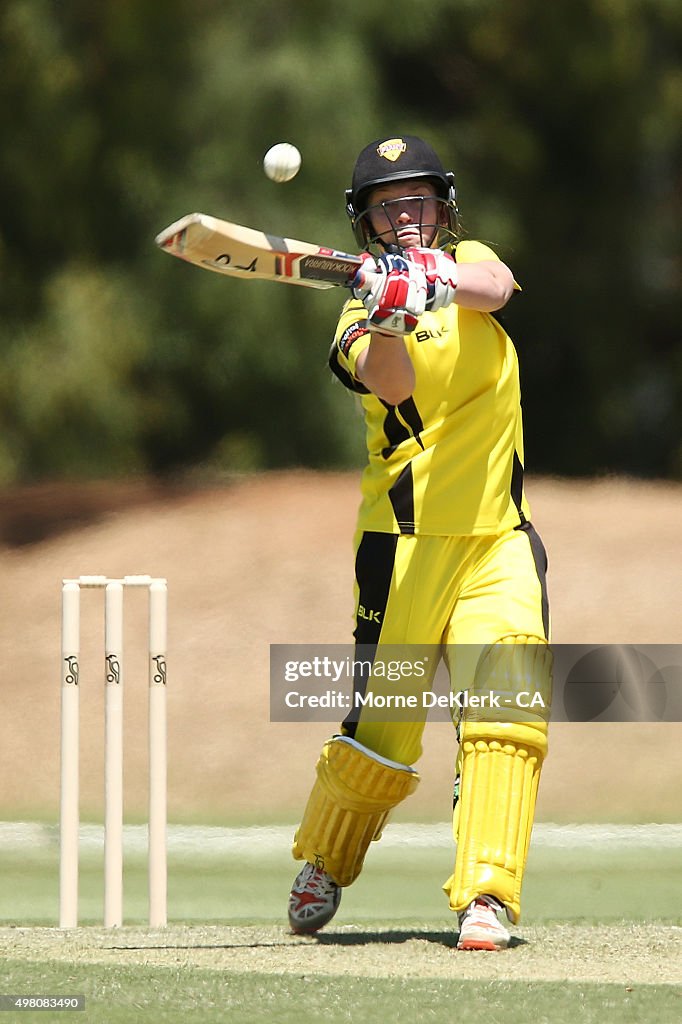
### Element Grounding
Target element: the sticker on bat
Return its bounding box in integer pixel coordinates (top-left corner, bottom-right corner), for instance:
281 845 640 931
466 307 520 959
206 253 259 273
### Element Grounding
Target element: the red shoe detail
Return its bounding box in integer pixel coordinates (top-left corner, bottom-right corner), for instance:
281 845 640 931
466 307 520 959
457 896 510 951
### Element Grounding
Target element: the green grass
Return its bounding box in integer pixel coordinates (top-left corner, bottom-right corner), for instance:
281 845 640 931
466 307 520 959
2 960 681 1024
1 834 681 1023
1 844 680 926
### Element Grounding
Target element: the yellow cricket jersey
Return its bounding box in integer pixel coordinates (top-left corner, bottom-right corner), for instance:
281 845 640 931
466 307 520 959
329 241 531 536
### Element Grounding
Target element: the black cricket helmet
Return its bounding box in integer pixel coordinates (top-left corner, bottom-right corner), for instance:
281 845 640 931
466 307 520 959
345 135 458 251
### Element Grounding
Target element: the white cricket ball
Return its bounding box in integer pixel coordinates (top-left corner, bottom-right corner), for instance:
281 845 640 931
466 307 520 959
263 143 301 183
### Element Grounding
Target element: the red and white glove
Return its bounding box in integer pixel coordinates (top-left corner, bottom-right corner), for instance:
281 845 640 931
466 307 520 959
405 247 459 311
351 252 428 335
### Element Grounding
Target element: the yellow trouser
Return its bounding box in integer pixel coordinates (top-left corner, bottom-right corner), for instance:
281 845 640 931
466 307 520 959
296 525 551 918
346 525 549 763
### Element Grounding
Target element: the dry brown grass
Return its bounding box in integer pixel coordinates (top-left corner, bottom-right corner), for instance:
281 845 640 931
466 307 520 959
1 472 681 824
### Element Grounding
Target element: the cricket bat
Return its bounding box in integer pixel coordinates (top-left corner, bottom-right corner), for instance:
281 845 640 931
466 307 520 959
155 213 363 290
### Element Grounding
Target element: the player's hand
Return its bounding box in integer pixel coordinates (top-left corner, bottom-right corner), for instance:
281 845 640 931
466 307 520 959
405 247 459 311
349 251 381 300
351 252 427 335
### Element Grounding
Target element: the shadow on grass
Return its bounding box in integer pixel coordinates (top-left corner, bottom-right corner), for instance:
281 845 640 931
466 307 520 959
316 930 527 949
107 929 527 952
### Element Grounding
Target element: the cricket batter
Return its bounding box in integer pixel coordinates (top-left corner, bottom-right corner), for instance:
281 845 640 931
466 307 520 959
288 136 551 950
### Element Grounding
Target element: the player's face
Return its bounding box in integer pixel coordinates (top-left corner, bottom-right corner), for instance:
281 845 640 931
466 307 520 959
366 180 441 249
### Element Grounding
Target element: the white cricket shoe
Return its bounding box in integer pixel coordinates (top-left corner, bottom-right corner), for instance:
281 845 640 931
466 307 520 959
457 895 511 951
288 862 342 934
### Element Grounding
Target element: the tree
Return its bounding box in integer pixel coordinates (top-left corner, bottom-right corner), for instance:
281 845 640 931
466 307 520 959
0 0 679 482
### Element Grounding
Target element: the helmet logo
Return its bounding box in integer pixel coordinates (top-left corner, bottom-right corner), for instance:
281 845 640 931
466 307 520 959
376 138 407 162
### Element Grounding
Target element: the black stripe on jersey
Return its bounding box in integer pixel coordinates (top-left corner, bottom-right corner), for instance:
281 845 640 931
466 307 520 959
380 398 425 458
344 531 399 736
514 521 550 639
388 463 416 535
328 341 370 394
510 451 527 525
380 400 411 458
397 397 425 450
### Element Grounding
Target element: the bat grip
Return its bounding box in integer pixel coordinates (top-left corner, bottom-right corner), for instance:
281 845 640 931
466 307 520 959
348 268 381 291
347 244 406 291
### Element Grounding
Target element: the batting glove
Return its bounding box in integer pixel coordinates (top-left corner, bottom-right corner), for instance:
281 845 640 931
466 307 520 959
351 252 428 335
405 248 459 311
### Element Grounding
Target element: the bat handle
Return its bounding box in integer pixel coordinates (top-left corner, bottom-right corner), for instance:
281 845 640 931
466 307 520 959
347 244 406 291
347 268 381 291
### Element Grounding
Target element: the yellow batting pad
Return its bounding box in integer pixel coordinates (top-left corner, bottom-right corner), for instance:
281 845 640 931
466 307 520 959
443 719 548 922
472 636 553 724
292 736 419 886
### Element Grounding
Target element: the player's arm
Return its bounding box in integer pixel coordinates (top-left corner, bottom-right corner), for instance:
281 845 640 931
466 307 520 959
350 253 424 405
447 259 514 312
407 242 517 313
355 330 415 406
